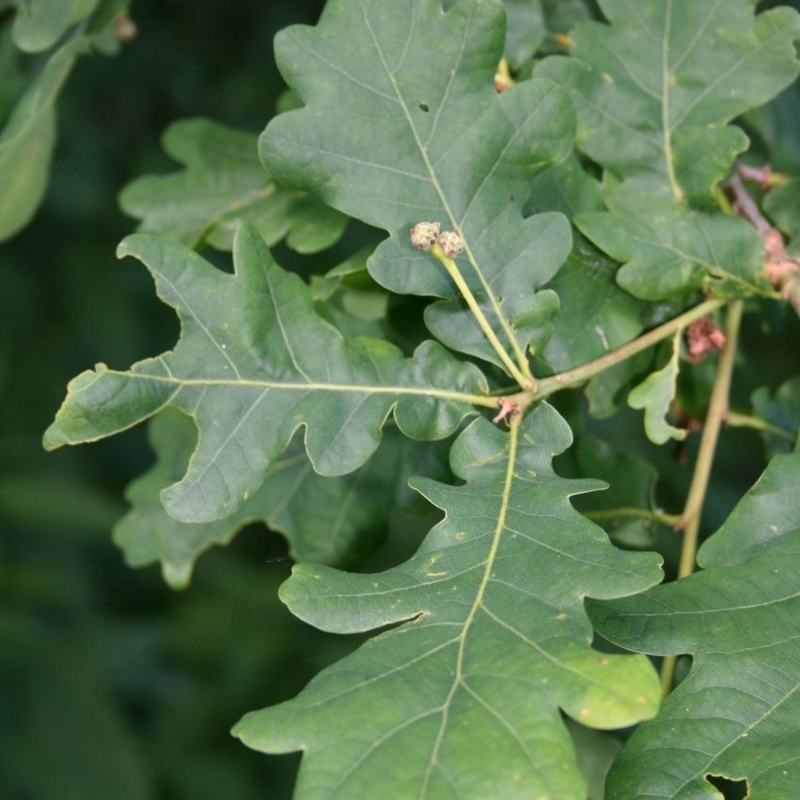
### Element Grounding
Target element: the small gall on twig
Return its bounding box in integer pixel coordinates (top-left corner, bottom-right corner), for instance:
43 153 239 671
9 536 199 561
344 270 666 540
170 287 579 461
685 317 726 364
410 221 441 251
492 397 519 426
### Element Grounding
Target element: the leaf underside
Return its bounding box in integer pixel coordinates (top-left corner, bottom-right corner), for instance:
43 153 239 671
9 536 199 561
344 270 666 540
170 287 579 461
235 405 663 800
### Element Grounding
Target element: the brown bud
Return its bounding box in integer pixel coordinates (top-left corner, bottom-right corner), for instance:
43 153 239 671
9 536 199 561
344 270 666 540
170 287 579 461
685 317 725 364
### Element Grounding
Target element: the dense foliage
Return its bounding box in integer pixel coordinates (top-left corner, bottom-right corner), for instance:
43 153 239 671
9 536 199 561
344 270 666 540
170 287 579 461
4 1 800 798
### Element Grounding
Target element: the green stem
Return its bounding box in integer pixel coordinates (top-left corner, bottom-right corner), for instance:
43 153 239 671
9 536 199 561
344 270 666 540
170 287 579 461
458 240 535 385
659 299 743 697
431 245 534 389
584 507 681 527
535 298 725 400
676 300 743 574
725 410 796 442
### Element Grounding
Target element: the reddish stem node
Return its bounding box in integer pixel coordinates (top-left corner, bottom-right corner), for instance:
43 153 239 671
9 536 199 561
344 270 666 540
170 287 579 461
492 397 519 426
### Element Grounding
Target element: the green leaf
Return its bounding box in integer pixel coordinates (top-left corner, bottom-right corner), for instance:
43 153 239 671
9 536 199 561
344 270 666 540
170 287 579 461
44 223 488 523
576 188 766 301
586 349 654 419
0 36 89 242
234 404 663 800
503 0 545 70
532 157 644 371
533 0 799 302
526 155 653 389
119 117 348 253
591 444 800 799
261 0 576 373
11 0 71 53
309 248 401 345
534 0 800 202
542 237 642 372
540 0 592 44
750 376 800 458
627 333 687 445
564 719 622 800
567 435 662 548
114 408 449 588
696 440 800 569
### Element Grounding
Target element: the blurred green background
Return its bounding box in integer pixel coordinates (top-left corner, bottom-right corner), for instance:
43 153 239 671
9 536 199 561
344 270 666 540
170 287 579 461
1 1 800 799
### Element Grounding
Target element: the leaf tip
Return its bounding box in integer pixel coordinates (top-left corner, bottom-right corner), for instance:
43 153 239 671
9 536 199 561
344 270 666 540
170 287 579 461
41 423 65 451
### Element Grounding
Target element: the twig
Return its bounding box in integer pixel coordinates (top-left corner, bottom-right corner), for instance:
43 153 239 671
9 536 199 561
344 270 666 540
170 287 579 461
727 171 800 316
659 300 743 697
535 298 724 399
737 163 790 190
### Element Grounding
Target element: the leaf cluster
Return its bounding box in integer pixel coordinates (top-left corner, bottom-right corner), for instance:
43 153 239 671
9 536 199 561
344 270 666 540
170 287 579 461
9 0 800 797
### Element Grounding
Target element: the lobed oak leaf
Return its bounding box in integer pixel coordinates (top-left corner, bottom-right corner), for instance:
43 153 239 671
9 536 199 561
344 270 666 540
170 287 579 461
44 223 488 523
591 443 800 799
119 118 347 253
234 404 664 800
261 0 577 374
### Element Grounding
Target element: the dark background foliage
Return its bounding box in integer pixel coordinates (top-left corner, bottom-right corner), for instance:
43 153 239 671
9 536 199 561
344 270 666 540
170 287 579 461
1 1 799 799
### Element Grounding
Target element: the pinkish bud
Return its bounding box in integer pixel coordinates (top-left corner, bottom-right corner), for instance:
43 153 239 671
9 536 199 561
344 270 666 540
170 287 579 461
410 221 441 250
437 230 464 258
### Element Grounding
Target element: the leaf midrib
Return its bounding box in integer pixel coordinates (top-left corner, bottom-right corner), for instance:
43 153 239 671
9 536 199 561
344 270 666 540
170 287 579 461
362 0 530 379
89 365 496 408
419 417 521 797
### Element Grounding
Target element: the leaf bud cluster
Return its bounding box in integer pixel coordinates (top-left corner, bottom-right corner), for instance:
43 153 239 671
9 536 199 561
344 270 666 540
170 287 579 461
410 221 464 257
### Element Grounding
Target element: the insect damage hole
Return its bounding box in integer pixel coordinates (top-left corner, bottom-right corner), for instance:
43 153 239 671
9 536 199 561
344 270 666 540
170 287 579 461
704 774 748 799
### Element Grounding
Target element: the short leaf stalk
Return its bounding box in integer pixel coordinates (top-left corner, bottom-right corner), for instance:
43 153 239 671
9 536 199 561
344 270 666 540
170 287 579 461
584 507 682 528
411 222 535 390
659 299 744 697
725 410 796 442
429 243 534 390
